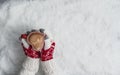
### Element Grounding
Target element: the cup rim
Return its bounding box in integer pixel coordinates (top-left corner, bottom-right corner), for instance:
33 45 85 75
27 31 45 46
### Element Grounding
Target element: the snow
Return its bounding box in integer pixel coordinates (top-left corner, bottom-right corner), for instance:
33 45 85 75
0 0 120 75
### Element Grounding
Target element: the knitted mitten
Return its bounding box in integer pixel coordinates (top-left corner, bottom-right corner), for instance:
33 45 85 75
19 33 40 75
40 30 57 75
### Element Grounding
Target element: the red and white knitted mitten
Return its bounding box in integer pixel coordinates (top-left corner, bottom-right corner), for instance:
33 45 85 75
40 30 57 75
19 33 40 75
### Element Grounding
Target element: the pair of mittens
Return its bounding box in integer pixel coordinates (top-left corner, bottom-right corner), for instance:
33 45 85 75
20 29 55 61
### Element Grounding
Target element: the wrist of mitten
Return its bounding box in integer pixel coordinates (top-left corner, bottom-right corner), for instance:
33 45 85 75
21 57 39 73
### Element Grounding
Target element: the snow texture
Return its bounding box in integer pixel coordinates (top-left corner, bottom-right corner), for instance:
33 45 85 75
0 0 120 75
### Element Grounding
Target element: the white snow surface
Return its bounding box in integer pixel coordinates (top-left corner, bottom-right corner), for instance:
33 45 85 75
0 0 120 75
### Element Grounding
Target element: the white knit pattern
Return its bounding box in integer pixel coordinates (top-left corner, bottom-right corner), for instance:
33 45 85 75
19 57 39 75
44 39 52 50
21 39 29 48
40 59 57 75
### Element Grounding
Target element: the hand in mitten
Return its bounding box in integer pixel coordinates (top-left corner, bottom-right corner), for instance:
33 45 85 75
20 33 40 58
39 29 55 61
